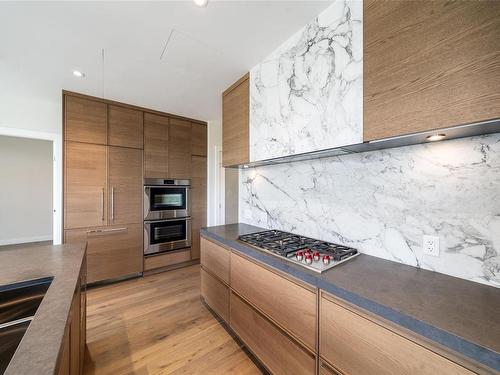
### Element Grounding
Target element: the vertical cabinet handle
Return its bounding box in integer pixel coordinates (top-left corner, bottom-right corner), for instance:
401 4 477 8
101 188 105 221
111 186 115 222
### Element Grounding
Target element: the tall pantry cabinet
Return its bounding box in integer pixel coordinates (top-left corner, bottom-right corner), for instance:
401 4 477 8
63 93 144 284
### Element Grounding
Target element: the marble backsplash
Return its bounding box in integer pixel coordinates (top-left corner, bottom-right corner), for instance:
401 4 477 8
239 134 500 287
249 0 363 162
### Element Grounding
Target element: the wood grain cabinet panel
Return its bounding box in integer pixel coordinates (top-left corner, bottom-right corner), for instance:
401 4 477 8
168 118 192 178
222 74 249 166
64 142 107 229
108 105 144 149
320 361 343 375
64 95 107 145
201 267 229 322
320 294 475 375
364 0 500 140
191 156 207 260
108 146 143 225
191 123 207 156
144 113 169 178
230 292 316 375
200 238 230 284
144 249 191 271
65 224 143 284
230 253 317 350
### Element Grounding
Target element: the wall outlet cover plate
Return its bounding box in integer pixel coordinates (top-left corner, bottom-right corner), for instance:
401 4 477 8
423 235 440 257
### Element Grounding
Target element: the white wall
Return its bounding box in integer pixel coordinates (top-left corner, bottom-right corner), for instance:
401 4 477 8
207 120 224 226
0 135 53 245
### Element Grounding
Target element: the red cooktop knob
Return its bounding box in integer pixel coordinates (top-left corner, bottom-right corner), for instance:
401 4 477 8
304 248 311 254
305 254 313 264
323 255 331 265
313 251 320 261
296 251 304 261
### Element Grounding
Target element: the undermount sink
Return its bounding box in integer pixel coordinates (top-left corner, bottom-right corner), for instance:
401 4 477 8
0 277 52 374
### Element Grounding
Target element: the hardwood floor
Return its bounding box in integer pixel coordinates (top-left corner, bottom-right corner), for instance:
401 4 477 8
84 264 262 375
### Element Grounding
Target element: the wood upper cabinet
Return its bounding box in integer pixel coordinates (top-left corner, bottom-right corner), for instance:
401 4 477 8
65 224 143 284
108 105 144 149
144 113 169 178
364 0 500 141
64 142 107 229
191 155 207 260
168 118 191 178
320 293 475 375
65 95 107 145
222 73 249 166
108 147 143 225
191 123 207 156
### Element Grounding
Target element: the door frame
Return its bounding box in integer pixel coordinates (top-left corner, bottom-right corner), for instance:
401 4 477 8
0 126 62 245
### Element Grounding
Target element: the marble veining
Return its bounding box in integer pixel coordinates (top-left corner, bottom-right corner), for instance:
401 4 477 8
249 0 363 162
240 134 500 287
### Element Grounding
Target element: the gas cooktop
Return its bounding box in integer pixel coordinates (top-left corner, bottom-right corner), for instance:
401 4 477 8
238 230 359 273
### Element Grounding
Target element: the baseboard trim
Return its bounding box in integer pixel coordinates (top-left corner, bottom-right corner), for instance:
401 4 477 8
0 235 53 246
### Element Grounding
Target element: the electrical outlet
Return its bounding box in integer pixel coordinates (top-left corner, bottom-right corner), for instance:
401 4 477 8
423 235 440 257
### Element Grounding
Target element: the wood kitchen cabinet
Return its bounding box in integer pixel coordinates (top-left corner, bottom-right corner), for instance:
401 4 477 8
364 0 500 141
64 95 107 145
168 118 192 178
230 291 316 375
64 142 107 229
191 123 207 157
190 155 207 260
231 253 317 350
200 237 230 283
65 224 143 284
222 73 249 166
201 268 229 322
108 146 143 225
108 105 144 149
57 262 86 375
320 292 475 375
144 112 169 178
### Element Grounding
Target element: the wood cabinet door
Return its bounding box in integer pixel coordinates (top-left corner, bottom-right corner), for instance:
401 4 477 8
230 292 316 375
364 0 500 140
108 146 143 225
65 224 143 284
201 267 229 322
231 253 317 350
320 294 475 375
64 142 107 229
200 238 230 284
168 118 191 178
222 74 249 166
64 95 107 145
191 156 207 260
191 123 207 156
108 105 144 149
144 113 169 178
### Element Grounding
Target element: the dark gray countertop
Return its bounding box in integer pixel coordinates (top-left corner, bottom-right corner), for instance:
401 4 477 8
0 242 86 375
201 223 500 372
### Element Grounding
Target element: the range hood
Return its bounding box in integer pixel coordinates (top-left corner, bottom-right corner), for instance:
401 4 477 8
230 118 500 169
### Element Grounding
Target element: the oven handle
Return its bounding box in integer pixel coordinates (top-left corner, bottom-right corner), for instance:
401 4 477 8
144 186 191 189
144 217 191 224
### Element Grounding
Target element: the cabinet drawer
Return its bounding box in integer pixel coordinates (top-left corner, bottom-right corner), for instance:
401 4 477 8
65 224 143 284
320 294 475 375
230 253 317 350
200 238 229 284
230 292 315 375
201 267 229 322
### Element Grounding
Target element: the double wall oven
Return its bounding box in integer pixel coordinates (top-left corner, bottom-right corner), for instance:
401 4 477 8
144 179 191 255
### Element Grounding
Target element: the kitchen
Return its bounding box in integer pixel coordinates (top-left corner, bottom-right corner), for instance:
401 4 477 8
0 1 499 375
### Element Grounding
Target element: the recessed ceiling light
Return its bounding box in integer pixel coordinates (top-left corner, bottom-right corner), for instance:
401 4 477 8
72 70 85 78
193 0 208 7
242 165 249 169
426 133 446 142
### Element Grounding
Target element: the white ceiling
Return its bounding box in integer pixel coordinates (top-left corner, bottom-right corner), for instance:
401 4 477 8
0 1 331 122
